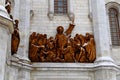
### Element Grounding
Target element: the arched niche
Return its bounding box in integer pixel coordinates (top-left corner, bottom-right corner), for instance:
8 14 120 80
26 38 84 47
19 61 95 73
106 2 120 46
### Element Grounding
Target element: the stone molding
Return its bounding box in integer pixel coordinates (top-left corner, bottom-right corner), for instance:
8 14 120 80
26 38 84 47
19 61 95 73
32 63 119 71
8 59 119 72
106 2 120 11
0 15 14 33
106 2 120 28
7 59 120 72
8 56 32 70
10 61 32 70
0 5 9 18
48 0 74 22
88 0 93 21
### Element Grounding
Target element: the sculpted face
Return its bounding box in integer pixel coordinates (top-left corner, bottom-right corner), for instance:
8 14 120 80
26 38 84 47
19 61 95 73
15 20 19 24
57 26 64 34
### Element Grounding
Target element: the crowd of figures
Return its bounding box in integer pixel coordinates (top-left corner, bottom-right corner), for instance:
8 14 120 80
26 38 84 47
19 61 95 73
5 0 96 63
29 25 96 63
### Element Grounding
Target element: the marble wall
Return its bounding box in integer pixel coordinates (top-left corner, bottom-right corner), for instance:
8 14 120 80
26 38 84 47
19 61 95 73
29 0 120 64
0 0 120 80
30 0 92 37
105 0 120 65
31 63 94 80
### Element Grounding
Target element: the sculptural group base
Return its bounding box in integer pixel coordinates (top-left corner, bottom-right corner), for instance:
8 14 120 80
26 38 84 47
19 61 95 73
31 63 118 80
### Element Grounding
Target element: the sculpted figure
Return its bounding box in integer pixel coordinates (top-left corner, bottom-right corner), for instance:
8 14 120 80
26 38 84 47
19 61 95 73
83 33 96 63
29 33 47 62
37 47 47 62
69 38 74 47
73 34 81 62
78 34 86 46
36 34 47 48
47 37 55 50
65 23 75 36
74 34 81 46
55 26 68 58
63 43 75 62
5 0 11 14
29 32 37 45
43 34 47 47
29 44 40 62
85 33 94 42
44 37 56 62
44 50 56 62
29 33 40 62
5 0 13 19
11 20 20 55
37 34 43 45
84 38 96 62
78 47 88 63
39 49 45 62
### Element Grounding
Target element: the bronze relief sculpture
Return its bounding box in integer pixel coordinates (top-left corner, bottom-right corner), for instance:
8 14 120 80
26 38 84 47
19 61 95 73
29 24 96 63
11 20 20 55
55 26 68 59
5 0 13 19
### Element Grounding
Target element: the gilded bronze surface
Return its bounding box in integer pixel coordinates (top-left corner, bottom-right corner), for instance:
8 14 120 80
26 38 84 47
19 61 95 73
11 20 20 55
29 24 96 63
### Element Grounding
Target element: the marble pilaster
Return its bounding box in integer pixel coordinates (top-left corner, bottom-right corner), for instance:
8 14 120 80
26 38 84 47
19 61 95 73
48 0 54 20
16 0 30 63
0 14 14 80
91 0 114 63
91 0 119 80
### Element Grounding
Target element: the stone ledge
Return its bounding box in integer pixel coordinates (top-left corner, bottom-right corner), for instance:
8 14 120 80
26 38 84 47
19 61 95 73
9 60 32 70
32 63 94 71
7 56 32 70
32 62 120 71
0 5 9 18
32 63 94 68
0 15 14 33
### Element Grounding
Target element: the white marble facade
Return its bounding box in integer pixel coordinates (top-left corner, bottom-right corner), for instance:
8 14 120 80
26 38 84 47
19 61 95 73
0 0 120 80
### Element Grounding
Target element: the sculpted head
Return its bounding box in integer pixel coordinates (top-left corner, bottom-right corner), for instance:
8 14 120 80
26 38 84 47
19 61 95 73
49 37 54 41
57 26 64 34
44 34 47 38
86 33 90 37
14 20 19 28
15 20 19 24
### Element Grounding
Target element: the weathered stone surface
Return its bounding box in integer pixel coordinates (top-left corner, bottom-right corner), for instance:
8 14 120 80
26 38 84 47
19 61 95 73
0 13 13 80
